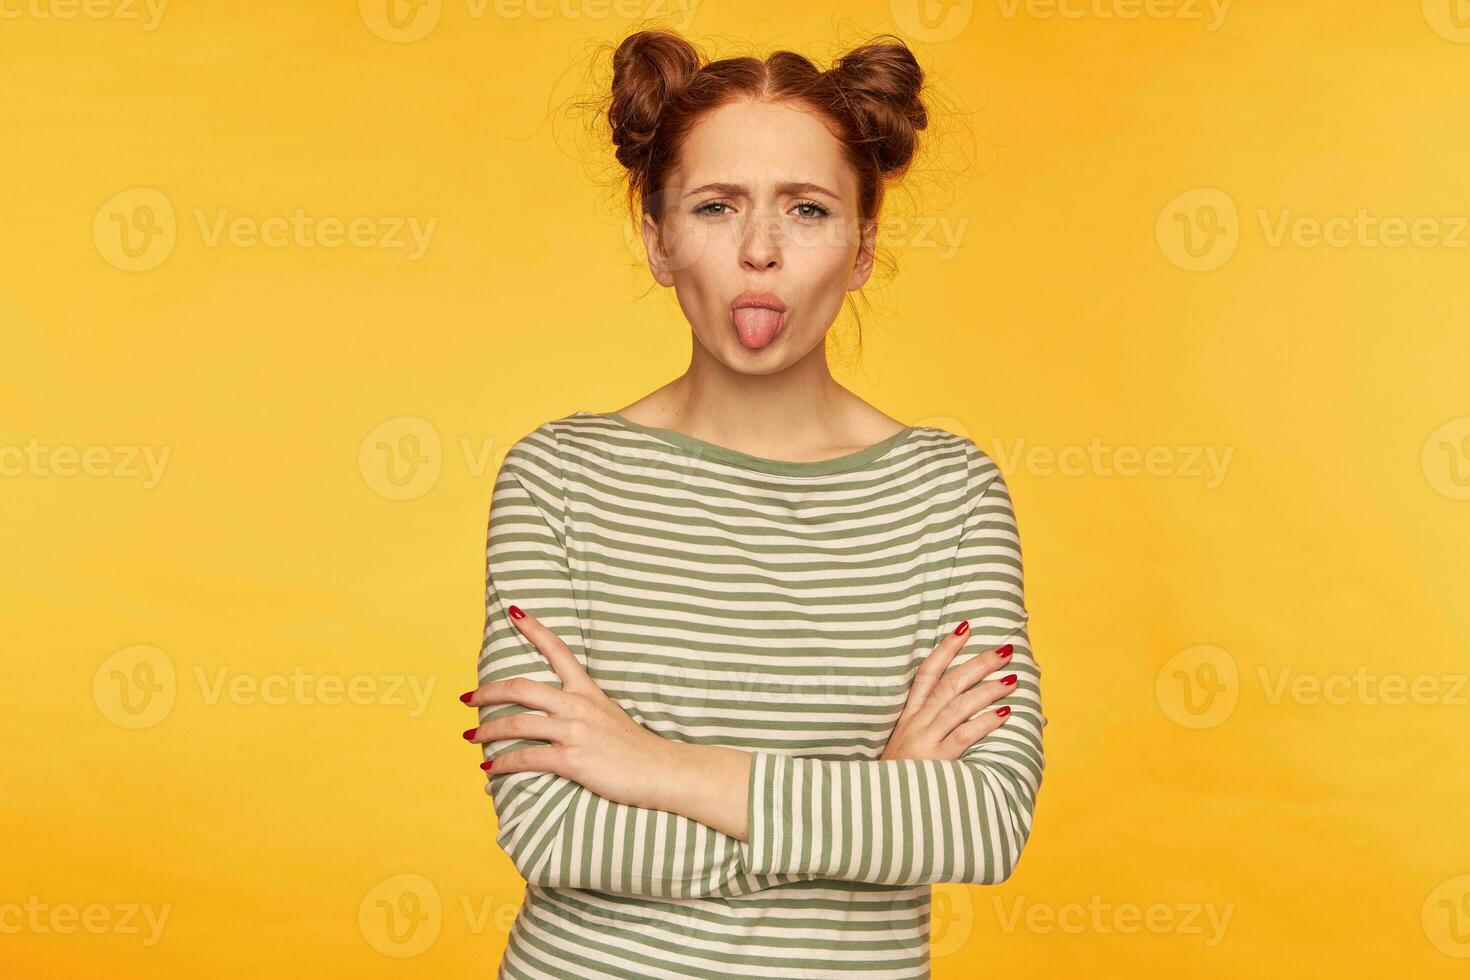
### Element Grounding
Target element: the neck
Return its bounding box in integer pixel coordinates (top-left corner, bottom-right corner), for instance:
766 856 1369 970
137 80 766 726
635 330 867 457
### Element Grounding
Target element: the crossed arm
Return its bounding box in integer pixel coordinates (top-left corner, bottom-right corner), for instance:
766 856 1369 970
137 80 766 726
473 430 1045 898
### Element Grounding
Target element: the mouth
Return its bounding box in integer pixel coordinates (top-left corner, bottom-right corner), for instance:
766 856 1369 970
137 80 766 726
729 291 788 351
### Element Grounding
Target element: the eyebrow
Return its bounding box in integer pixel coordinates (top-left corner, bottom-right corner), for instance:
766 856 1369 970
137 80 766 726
684 181 840 199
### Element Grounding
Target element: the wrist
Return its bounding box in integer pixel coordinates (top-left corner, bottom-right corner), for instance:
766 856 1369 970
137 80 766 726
644 733 689 813
641 737 751 840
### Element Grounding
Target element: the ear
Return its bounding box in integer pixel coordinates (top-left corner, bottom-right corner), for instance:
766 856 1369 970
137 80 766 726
641 212 675 288
848 218 877 291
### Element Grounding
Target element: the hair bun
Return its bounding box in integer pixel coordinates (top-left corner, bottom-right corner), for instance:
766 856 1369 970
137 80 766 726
829 38 928 176
608 30 703 172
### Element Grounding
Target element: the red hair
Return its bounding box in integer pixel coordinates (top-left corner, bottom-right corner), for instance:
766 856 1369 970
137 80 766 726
604 28 929 226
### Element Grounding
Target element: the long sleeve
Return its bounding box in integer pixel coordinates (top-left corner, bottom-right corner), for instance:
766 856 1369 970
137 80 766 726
742 449 1046 886
478 426 774 898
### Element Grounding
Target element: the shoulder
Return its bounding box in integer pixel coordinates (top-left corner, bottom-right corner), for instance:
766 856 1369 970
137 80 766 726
498 411 638 485
496 415 581 490
911 423 1009 500
505 412 629 461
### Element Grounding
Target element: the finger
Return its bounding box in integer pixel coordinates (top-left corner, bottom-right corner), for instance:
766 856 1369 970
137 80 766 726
940 705 1013 756
912 632 1012 728
506 604 593 692
463 711 565 745
486 744 564 777
931 672 1018 731
905 620 974 715
465 676 570 715
933 641 1016 705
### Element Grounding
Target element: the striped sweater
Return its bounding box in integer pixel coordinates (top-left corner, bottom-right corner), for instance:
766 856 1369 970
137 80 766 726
477 411 1045 979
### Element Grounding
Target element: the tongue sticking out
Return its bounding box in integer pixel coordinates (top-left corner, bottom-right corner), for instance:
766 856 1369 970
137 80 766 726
732 307 784 350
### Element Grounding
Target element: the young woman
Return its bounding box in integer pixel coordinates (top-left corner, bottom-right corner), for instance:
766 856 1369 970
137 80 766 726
461 28 1045 979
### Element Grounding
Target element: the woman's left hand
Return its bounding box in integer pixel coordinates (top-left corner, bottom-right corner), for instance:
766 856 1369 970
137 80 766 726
460 604 674 811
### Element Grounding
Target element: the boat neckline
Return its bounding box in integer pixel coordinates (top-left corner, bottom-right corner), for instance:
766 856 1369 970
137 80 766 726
578 411 920 476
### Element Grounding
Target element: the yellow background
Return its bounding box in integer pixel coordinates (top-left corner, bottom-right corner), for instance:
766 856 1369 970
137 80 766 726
4 0 1469 976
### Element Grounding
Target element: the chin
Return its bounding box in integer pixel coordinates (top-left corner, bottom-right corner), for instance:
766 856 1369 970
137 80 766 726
706 327 817 376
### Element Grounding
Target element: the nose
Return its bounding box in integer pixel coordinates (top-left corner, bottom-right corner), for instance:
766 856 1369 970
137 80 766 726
738 210 781 271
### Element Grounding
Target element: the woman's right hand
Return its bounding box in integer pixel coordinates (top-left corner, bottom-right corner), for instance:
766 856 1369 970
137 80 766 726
878 620 1018 762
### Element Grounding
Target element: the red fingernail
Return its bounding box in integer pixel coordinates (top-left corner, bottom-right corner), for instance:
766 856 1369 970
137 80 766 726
508 605 525 620
459 691 474 704
1000 673 1018 686
995 705 1012 717
954 620 969 636
462 728 478 741
996 643 1013 658
480 760 494 771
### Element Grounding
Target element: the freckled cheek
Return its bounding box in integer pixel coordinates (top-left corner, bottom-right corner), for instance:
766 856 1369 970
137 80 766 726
786 218 850 257
799 216 861 260
671 228 732 313
661 221 721 276
786 230 859 294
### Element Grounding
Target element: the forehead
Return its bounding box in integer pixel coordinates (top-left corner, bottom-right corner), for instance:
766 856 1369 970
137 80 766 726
674 99 854 198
